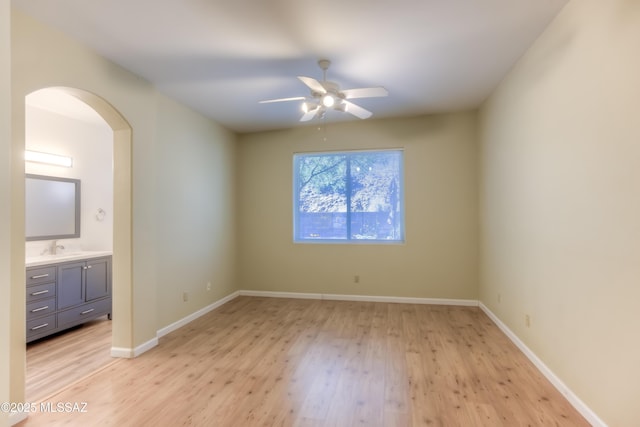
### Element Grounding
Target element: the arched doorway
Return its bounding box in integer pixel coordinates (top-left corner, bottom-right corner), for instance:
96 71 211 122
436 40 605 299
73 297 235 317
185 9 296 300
24 86 133 366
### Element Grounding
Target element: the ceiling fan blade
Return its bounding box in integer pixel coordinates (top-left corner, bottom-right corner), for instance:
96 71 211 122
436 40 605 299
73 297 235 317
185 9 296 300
341 87 388 99
343 100 372 119
300 109 318 122
259 96 306 104
298 76 326 94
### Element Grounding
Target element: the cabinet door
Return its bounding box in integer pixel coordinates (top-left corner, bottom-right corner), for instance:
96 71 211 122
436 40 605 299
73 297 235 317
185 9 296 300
85 257 111 301
57 261 85 309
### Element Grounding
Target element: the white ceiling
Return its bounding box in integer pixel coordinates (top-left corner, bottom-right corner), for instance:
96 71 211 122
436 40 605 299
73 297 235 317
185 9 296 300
27 89 109 127
13 0 568 134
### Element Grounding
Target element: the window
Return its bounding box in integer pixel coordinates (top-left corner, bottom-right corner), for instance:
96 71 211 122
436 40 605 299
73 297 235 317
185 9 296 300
293 150 404 242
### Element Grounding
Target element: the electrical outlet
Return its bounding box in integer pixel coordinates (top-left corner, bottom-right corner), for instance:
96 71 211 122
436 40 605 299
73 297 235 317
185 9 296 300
183 292 189 302
354 275 360 283
525 314 531 327
497 293 501 303
206 282 211 291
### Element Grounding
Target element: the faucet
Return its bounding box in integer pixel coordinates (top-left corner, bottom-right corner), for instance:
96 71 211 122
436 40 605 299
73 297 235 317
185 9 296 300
51 240 65 255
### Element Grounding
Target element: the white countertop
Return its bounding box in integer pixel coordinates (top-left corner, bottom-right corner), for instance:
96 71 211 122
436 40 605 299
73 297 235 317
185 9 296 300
26 250 113 268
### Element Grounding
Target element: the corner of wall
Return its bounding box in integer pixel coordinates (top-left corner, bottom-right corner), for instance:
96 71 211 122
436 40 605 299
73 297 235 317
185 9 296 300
1 0 11 424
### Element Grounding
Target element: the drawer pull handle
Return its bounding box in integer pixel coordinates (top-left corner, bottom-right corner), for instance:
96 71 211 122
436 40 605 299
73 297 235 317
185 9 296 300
30 274 50 279
81 308 95 315
31 306 49 312
31 323 49 331
30 290 49 296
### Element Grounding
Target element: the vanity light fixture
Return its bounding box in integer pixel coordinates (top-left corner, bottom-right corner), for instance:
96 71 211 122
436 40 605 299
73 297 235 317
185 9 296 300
25 150 73 168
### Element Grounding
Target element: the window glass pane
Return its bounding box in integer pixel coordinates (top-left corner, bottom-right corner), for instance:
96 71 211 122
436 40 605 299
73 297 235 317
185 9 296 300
350 151 402 240
294 150 403 243
296 154 347 239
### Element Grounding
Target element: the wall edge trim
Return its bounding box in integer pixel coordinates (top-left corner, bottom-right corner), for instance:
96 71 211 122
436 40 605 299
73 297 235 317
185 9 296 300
157 290 241 339
479 302 607 427
8 410 28 426
110 346 134 358
238 290 478 306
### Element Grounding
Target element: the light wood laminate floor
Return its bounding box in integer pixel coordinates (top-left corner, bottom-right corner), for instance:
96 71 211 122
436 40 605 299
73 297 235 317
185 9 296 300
26 316 114 402
18 297 588 426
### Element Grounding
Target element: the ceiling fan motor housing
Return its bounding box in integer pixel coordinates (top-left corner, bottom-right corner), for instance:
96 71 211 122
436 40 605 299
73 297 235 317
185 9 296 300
318 59 331 71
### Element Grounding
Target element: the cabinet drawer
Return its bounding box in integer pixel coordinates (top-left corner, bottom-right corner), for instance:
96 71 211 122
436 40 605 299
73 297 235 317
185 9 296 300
26 297 56 320
26 314 56 338
26 282 56 303
58 298 111 327
26 266 56 286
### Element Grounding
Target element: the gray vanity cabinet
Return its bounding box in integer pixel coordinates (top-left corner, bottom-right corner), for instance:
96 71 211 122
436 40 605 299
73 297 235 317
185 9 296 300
26 256 112 342
57 258 110 308
26 265 58 341
57 261 86 309
85 258 110 300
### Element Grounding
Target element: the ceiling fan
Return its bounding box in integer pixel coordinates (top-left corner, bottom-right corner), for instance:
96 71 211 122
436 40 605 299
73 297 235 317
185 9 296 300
259 59 388 122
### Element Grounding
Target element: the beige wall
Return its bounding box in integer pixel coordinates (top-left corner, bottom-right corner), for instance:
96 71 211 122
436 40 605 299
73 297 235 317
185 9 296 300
154 93 237 327
237 113 478 299
9 9 237 410
478 0 640 425
12 6 156 358
1 0 11 425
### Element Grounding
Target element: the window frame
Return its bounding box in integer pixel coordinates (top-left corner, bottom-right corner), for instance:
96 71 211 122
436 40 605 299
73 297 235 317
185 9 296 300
293 148 405 244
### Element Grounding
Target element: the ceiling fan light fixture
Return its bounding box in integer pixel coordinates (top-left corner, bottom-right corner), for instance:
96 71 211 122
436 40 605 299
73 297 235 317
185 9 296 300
322 94 335 108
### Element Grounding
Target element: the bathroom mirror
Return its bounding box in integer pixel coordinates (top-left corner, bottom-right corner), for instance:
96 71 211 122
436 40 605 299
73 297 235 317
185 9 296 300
25 174 81 241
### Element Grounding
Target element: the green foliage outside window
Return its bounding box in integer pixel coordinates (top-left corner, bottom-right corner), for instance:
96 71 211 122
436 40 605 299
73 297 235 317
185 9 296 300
294 150 404 242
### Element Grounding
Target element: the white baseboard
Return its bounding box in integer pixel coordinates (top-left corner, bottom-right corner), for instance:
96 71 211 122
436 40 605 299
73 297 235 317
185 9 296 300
111 336 158 358
479 303 606 427
109 291 241 359
9 410 28 426
133 337 159 357
323 293 478 306
110 346 134 358
157 290 240 338
238 290 478 306
239 290 323 300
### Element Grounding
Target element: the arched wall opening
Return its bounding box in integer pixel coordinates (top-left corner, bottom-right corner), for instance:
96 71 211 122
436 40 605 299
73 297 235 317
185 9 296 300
24 86 133 357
